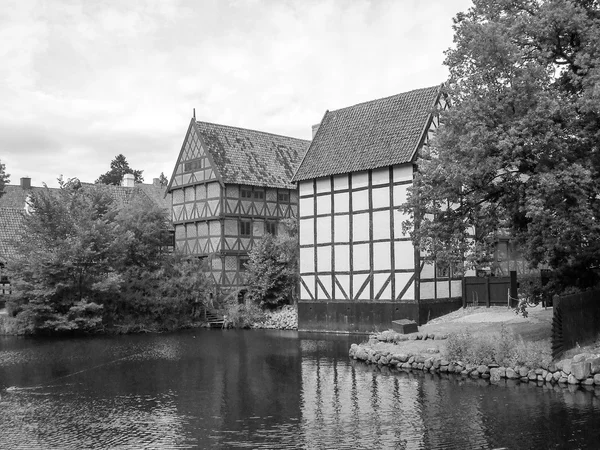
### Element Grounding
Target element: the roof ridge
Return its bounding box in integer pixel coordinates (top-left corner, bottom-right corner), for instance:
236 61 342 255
328 85 440 114
196 120 310 143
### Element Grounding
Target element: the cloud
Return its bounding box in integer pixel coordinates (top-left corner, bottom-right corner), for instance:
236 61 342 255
0 0 472 187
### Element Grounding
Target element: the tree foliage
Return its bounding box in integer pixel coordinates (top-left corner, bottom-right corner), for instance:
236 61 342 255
402 0 600 292
6 178 212 334
96 154 144 185
158 172 168 187
244 219 299 307
0 159 10 198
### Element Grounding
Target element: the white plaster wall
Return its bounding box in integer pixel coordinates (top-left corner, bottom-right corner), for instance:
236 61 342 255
352 189 369 211
316 195 331 215
352 213 369 242
372 186 390 209
353 244 370 271
316 177 331 193
372 210 390 240
317 246 332 272
333 192 349 213
299 180 313 196
334 244 350 272
352 171 369 188
299 197 313 217
334 173 349 190
299 218 314 245
372 242 391 271
316 217 331 244
451 280 462 297
393 164 413 182
333 214 349 242
394 241 414 270
372 167 389 185
300 247 314 273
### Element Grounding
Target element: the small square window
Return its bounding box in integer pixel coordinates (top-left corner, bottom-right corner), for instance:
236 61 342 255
239 220 252 236
266 221 278 235
278 191 290 202
253 190 264 199
241 189 252 199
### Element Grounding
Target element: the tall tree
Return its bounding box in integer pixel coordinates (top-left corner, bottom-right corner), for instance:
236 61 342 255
96 154 144 185
0 159 10 198
402 0 600 292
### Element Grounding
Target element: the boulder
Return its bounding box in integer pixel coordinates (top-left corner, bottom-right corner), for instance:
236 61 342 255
545 373 554 383
568 374 580 385
594 374 600 385
589 357 600 375
478 365 490 375
519 366 530 377
506 368 519 379
571 361 591 381
582 378 595 386
490 368 502 381
528 371 537 381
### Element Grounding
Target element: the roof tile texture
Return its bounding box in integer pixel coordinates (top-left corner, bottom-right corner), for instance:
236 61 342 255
195 121 310 189
293 85 440 181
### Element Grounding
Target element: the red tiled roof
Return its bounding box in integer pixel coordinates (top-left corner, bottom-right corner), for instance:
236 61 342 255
293 85 441 181
195 121 310 189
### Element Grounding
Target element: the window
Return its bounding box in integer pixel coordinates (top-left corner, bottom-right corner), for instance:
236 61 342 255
266 221 278 236
436 264 450 278
239 220 252 236
278 191 290 202
239 257 250 272
241 189 253 199
436 261 462 278
183 159 203 172
253 190 264 200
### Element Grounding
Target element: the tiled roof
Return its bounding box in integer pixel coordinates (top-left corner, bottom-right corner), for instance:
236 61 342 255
195 121 310 189
293 85 441 181
135 183 170 212
0 208 25 262
0 185 51 209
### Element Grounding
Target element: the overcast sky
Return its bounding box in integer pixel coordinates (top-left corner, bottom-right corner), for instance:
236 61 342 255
1 0 472 187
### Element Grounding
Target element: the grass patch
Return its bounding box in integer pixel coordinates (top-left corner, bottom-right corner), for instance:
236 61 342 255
445 324 552 368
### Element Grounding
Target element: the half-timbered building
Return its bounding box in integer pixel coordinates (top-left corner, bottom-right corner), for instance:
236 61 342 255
293 86 462 332
167 119 309 291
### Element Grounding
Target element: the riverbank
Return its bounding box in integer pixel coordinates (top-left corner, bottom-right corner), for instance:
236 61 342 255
349 305 600 388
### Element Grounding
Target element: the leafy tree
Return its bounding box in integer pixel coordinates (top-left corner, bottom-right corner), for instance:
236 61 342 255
402 0 600 292
244 219 299 307
96 154 144 185
6 178 212 334
158 172 168 187
0 159 10 198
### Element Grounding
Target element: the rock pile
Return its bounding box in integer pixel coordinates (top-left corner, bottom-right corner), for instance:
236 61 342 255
349 343 600 387
371 330 448 343
252 305 298 330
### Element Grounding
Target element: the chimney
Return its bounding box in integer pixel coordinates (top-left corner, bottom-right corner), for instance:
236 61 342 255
122 173 135 188
311 123 320 139
20 177 31 189
153 178 161 186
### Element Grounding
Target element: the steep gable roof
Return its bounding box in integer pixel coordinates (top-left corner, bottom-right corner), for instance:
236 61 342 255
193 121 310 189
293 85 441 181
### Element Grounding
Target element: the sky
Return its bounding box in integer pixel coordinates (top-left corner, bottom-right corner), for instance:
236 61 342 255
1 0 473 188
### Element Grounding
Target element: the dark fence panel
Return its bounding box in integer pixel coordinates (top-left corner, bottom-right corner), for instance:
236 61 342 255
463 277 512 307
552 290 600 359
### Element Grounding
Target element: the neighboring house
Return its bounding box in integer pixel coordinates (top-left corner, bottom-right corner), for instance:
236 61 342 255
292 85 462 333
166 119 309 292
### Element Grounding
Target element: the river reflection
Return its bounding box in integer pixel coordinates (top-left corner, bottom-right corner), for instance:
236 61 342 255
0 329 599 449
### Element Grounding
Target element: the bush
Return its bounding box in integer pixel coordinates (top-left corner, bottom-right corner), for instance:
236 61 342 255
445 324 551 367
223 301 265 329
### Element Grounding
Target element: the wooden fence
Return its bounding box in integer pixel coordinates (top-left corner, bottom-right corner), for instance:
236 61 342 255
462 275 517 308
552 289 600 359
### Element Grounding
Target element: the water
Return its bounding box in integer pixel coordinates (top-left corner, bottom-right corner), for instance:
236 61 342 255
0 329 599 449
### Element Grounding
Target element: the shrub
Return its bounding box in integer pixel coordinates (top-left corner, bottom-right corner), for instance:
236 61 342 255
444 324 551 367
222 301 265 329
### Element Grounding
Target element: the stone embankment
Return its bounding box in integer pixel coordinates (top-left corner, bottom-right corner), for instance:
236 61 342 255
349 331 600 387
